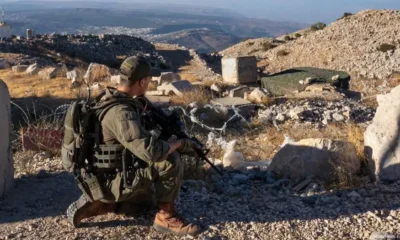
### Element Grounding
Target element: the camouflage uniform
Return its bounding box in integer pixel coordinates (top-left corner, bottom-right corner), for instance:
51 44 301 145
98 90 183 204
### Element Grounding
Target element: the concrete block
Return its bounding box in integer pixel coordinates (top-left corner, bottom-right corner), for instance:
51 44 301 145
152 72 181 85
222 56 257 84
12 65 29 73
157 80 193 97
0 80 13 197
229 85 249 98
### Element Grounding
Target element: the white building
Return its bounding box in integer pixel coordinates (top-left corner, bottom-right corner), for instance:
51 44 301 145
0 22 12 39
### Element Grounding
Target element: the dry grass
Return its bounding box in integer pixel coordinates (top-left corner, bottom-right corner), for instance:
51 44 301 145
0 69 76 98
170 87 212 107
14 150 37 176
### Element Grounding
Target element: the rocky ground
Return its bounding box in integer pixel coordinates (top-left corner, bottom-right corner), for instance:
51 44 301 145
221 10 400 81
1 153 400 240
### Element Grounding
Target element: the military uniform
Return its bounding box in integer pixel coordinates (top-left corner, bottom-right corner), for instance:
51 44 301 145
66 56 201 236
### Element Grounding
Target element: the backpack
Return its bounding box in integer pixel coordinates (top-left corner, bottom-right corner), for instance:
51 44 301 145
61 88 141 173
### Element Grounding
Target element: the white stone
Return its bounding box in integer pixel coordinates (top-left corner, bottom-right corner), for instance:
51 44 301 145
365 85 400 182
248 88 269 103
26 63 39 75
211 83 222 93
0 80 13 197
67 70 78 81
90 82 101 91
268 138 360 183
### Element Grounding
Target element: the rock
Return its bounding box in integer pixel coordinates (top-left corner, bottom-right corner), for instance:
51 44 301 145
90 82 101 91
332 112 345 122
211 83 222 93
25 63 39 75
152 72 181 85
34 151 53 161
38 67 57 80
275 113 285 122
365 85 400 182
0 80 13 197
332 75 340 81
110 75 120 85
228 86 248 98
304 77 313 85
84 63 111 83
347 191 361 198
268 138 360 183
66 70 78 81
12 65 29 73
157 80 193 97
248 88 269 103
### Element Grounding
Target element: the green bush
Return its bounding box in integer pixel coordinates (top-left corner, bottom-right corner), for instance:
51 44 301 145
339 12 353 20
262 42 275 51
248 42 255 46
310 22 326 31
276 49 289 56
295 33 302 38
377 43 396 52
284 35 292 41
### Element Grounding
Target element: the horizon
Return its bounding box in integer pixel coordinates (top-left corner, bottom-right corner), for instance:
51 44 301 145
3 0 399 23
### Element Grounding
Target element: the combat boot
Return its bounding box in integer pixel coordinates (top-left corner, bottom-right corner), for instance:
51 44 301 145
153 202 202 236
66 194 116 228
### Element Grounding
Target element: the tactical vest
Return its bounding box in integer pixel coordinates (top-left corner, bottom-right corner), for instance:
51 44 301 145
62 87 144 173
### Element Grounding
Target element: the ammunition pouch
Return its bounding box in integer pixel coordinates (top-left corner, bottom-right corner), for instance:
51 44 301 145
93 144 125 169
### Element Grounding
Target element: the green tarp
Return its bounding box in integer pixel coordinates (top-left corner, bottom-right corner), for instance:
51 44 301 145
261 67 350 96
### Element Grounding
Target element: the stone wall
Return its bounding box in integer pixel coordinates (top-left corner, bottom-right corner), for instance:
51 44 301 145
0 80 13 197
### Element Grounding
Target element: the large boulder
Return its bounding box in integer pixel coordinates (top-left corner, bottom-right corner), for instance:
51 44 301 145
0 80 13 197
84 63 111 83
268 138 360 183
38 67 57 80
365 85 400 182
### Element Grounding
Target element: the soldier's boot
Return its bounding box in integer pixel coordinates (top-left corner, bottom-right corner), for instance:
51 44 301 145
66 194 117 228
153 202 202 236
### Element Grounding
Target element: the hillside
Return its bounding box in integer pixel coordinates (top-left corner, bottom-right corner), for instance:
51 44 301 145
221 10 400 80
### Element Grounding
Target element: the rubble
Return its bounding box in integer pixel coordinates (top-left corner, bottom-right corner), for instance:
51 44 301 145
247 88 270 103
258 99 375 125
228 85 248 98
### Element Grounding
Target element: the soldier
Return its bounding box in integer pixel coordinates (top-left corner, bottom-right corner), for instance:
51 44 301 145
66 56 202 236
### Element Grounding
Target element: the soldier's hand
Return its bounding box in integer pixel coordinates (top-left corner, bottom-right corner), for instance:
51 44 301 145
178 138 202 157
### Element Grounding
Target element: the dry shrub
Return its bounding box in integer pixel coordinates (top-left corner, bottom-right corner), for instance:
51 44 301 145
170 87 211 107
277 49 289 57
347 124 367 162
377 43 396 52
262 42 275 51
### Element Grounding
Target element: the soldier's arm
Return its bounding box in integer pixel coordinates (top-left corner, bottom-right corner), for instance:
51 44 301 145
103 105 181 162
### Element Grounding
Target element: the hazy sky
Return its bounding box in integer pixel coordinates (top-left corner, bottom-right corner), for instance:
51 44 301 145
5 0 400 23
126 0 400 23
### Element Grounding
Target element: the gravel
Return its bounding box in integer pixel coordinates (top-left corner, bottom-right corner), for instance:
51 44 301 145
1 154 400 240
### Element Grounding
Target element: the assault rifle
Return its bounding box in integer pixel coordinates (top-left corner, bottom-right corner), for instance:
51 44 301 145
138 96 223 177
